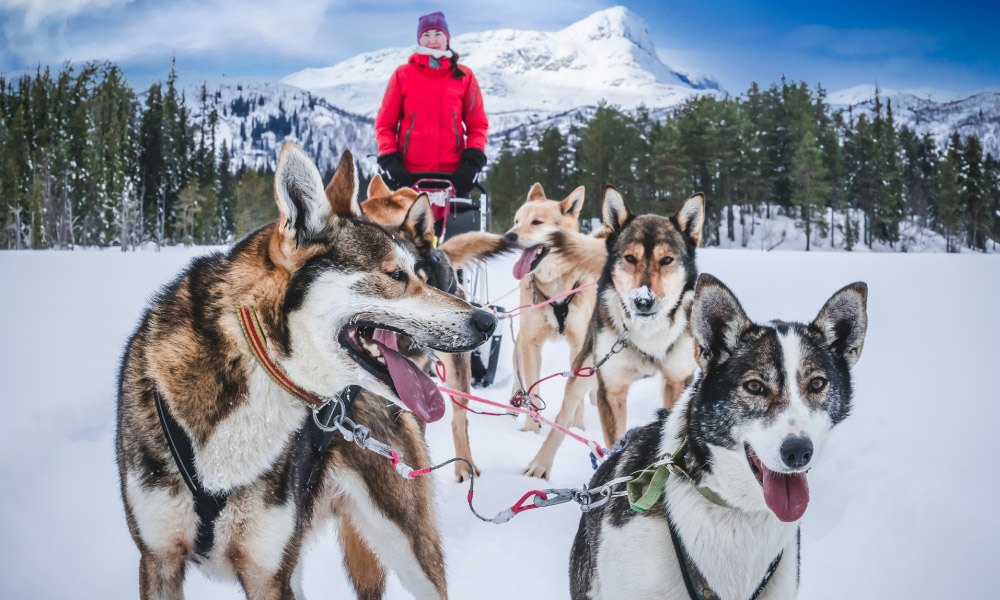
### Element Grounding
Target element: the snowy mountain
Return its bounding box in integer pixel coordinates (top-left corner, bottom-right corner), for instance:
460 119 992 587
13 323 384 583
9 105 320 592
180 78 376 175
282 7 719 134
828 85 1000 157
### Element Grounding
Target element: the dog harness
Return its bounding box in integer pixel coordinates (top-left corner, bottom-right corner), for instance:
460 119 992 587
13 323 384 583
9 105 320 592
153 385 360 559
530 276 581 335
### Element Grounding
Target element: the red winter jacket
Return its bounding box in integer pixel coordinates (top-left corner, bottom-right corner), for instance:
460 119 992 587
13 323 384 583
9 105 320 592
375 52 489 173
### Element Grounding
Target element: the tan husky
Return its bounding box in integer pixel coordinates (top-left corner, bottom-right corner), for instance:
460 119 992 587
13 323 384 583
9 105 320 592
360 174 512 482
116 144 497 599
503 184 597 451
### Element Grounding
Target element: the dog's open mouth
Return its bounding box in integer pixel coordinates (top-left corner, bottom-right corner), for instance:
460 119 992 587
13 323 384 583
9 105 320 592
513 245 549 280
339 324 444 423
745 444 810 523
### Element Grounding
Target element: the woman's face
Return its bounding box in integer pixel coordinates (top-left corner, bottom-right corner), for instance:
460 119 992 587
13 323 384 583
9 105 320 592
419 29 447 51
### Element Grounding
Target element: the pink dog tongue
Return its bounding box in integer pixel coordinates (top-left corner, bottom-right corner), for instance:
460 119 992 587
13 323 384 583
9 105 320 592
513 245 543 280
372 329 444 423
762 467 810 522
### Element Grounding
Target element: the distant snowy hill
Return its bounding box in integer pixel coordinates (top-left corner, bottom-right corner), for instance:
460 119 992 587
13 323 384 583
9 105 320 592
180 79 375 176
828 85 1000 157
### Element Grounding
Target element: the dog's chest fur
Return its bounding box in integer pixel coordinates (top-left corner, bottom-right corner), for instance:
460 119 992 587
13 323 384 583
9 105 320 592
194 366 308 493
599 289 694 371
572 410 799 600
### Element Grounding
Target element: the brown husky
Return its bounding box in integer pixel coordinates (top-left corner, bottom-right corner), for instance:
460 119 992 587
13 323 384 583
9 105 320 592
116 143 496 599
360 174 512 482
503 183 597 443
523 186 705 478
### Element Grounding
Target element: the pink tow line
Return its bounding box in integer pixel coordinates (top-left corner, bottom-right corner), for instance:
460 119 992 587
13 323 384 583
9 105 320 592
438 385 607 460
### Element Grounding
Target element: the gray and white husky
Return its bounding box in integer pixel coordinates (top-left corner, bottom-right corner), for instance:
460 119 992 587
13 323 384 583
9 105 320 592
570 274 868 600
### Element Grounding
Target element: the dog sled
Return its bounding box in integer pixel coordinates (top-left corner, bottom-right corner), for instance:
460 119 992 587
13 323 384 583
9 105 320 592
386 170 504 387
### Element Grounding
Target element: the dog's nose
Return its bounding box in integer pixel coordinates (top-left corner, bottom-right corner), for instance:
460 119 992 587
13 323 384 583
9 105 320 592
504 231 518 243
780 436 813 469
633 296 655 313
470 308 497 336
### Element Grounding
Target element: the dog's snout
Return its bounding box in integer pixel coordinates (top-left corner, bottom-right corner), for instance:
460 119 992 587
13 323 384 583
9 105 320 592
633 296 655 313
504 231 518 243
780 436 813 470
470 308 497 336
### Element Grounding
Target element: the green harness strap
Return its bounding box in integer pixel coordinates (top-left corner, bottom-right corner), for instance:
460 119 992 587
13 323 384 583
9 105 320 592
627 463 672 512
626 440 732 512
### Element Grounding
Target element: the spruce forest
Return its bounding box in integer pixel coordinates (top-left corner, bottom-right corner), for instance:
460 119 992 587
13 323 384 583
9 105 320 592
2 63 998 252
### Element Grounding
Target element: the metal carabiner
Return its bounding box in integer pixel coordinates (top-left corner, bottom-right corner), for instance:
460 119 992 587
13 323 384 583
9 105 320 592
532 488 577 509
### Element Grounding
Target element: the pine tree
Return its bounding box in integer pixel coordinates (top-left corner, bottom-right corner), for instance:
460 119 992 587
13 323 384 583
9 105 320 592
935 135 965 252
900 128 936 230
872 98 904 247
960 136 990 250
844 113 878 248
138 82 165 247
484 138 520 233
790 129 830 250
217 141 236 241
233 169 275 238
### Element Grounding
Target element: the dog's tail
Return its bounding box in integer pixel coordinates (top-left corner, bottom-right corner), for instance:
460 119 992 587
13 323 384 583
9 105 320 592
547 229 608 280
439 232 515 268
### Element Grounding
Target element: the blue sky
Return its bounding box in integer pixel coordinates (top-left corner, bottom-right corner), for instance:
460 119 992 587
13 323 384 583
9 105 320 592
1 0 998 94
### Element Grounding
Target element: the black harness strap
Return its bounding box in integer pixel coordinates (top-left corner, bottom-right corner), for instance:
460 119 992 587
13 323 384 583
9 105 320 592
665 506 783 600
153 390 227 559
153 386 360 559
531 278 580 335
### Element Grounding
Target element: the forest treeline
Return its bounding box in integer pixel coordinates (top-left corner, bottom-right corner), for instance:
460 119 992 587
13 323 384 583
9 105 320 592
1 63 997 252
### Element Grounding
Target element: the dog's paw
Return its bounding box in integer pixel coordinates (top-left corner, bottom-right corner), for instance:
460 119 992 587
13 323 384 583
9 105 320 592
454 460 481 483
523 459 552 480
520 418 542 433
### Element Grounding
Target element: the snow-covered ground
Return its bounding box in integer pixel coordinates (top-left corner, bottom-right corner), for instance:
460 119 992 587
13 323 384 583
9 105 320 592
1 246 998 598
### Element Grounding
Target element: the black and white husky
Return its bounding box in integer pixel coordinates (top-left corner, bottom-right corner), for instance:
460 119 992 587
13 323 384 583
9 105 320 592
570 274 868 600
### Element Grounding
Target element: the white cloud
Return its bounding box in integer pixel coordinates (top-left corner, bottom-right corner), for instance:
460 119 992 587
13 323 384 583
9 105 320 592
1 0 132 29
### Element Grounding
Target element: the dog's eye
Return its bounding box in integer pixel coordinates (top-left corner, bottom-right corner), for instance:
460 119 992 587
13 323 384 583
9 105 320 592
743 380 766 395
531 219 543 226
809 377 827 392
660 256 674 266
624 254 637 265
387 269 408 283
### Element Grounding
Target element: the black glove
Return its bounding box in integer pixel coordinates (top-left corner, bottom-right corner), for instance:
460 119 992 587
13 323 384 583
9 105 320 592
452 148 487 196
377 152 411 189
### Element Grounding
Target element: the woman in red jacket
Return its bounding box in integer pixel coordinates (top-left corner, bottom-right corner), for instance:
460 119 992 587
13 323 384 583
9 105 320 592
375 11 489 196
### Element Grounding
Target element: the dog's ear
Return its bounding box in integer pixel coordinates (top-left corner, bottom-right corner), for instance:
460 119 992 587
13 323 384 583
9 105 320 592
560 186 585 218
601 186 631 233
401 194 435 253
367 173 391 199
274 142 333 245
691 274 751 369
527 182 546 202
813 282 868 369
675 193 705 246
324 149 361 220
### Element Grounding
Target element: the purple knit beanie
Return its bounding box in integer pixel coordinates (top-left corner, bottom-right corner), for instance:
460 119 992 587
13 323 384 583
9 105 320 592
417 11 449 43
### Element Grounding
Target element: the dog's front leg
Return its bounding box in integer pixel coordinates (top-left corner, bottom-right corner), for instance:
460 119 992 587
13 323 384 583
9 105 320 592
138 550 187 600
334 414 448 600
595 373 631 447
512 328 545 433
442 351 480 482
338 516 387 599
524 373 592 479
